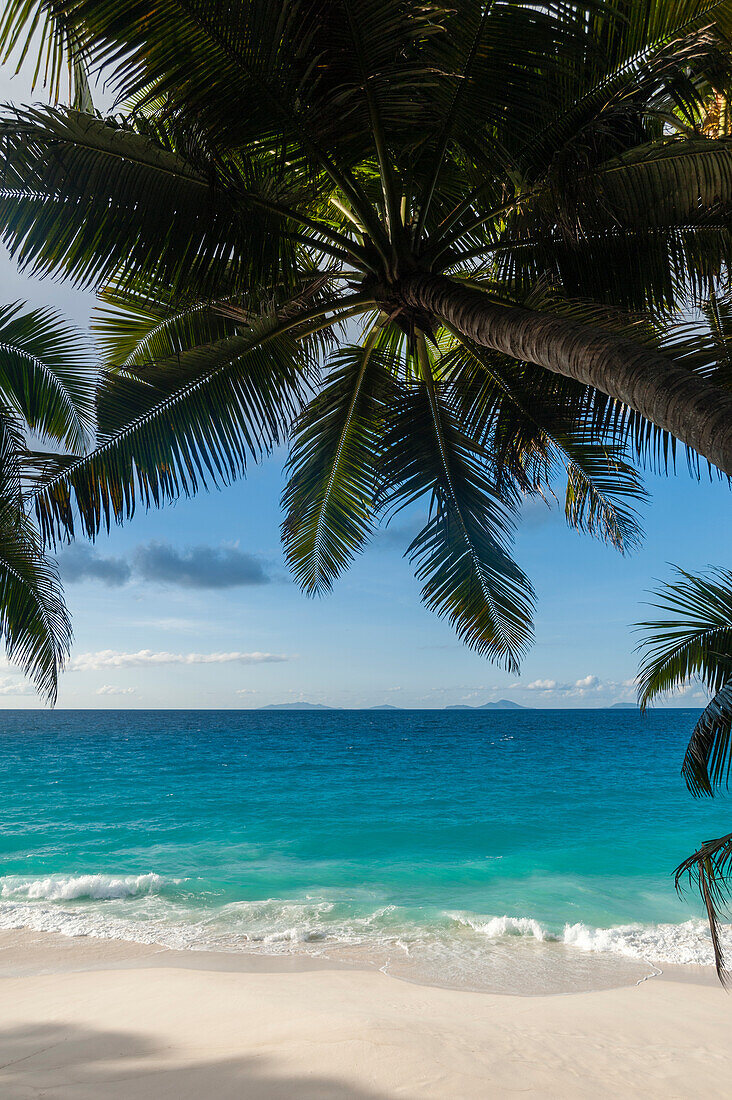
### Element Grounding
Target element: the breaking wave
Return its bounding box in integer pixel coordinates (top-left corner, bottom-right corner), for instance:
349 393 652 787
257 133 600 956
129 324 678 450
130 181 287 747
448 910 731 967
0 874 727 987
0 873 170 902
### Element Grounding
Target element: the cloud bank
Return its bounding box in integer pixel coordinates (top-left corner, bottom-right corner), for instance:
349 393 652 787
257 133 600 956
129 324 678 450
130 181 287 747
133 543 270 588
58 545 131 587
59 542 271 590
0 677 35 697
522 674 607 698
70 650 288 672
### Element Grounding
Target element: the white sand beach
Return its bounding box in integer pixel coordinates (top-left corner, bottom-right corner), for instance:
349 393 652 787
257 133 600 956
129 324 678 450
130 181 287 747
0 929 730 1098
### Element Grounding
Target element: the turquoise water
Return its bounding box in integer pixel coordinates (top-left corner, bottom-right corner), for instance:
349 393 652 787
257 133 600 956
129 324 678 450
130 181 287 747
1 708 729 992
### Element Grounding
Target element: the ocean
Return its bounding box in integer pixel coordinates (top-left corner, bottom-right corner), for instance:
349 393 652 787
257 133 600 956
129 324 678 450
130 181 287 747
1 708 729 994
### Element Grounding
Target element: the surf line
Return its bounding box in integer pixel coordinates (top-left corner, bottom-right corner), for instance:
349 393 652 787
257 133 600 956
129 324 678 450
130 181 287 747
636 959 663 984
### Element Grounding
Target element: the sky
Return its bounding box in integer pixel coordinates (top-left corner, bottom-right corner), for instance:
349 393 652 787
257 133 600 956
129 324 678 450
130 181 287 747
0 63 729 710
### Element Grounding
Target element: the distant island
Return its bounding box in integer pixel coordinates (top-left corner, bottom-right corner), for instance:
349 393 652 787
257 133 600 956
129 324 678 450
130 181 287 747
259 702 335 711
609 702 639 709
446 699 527 711
258 700 527 710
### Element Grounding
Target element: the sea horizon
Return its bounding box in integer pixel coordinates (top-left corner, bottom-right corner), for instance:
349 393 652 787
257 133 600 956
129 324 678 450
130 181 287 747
2 704 701 711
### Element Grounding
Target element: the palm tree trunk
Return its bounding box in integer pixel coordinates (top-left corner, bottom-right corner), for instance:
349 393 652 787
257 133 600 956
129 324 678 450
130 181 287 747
398 273 732 476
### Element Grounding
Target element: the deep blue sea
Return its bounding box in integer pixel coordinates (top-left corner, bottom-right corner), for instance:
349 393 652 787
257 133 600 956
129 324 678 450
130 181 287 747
1 708 729 993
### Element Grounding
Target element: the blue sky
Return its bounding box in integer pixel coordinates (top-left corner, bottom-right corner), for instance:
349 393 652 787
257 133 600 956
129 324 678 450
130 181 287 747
0 65 729 709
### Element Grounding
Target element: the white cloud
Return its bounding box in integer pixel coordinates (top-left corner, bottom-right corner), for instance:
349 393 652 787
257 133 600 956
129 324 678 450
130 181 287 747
575 675 600 690
70 650 289 672
519 674 608 699
0 677 34 697
235 688 258 696
96 685 136 697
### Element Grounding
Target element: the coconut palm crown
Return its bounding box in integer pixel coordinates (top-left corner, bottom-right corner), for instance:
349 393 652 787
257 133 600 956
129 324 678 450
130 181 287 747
4 1 732 669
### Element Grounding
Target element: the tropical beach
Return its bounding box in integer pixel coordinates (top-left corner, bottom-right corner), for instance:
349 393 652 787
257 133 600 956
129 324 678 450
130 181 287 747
2 707 732 1096
2 0 732 1095
2 928 732 1099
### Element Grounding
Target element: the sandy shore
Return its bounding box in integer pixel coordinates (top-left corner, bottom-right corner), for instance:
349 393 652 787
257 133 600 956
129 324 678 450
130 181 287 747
0 929 730 1098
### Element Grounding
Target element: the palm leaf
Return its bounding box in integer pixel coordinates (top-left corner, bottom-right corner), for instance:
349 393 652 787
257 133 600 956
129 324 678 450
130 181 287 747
282 338 399 594
380 340 534 670
0 106 292 295
675 830 732 985
636 566 732 707
34 322 317 544
442 333 646 552
0 504 71 703
0 302 94 452
521 11 732 175
682 680 732 795
0 0 92 108
92 284 238 370
0 420 70 702
562 439 645 553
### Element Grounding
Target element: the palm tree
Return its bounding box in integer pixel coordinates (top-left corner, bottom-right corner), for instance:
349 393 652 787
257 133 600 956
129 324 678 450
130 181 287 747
4 1 732 667
637 566 732 983
0 303 93 700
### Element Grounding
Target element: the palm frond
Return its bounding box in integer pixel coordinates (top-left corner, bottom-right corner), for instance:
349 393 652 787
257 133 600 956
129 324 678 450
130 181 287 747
92 284 238 370
0 302 94 452
380 339 534 670
441 331 646 552
676 830 732 985
0 106 292 295
0 419 70 702
282 338 399 594
562 439 646 553
34 317 321 545
0 0 91 108
636 566 732 707
537 136 732 237
0 504 71 703
521 13 732 175
682 681 732 795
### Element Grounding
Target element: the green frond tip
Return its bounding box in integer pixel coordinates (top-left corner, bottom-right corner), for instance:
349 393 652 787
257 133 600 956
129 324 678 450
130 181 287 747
0 418 71 703
0 506 71 704
0 302 94 453
682 682 732 797
438 330 646 555
381 340 534 673
635 566 732 798
636 566 732 710
676 833 732 987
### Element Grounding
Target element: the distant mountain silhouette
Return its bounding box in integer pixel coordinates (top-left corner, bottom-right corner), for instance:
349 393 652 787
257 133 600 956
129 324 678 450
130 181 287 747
609 702 639 709
446 699 526 710
259 702 334 710
369 704 401 710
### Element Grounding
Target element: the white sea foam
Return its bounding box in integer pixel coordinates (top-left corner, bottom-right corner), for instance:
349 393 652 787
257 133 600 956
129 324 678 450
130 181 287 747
0 875 729 979
0 873 169 902
449 912 551 942
561 918 729 966
0 900 205 948
447 910 732 967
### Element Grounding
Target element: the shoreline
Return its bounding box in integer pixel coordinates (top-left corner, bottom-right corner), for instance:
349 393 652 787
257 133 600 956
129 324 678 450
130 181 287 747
0 928 730 1098
0 923 719 993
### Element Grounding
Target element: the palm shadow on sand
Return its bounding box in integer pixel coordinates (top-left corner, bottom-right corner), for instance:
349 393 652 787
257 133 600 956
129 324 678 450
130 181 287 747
0 1021 402 1099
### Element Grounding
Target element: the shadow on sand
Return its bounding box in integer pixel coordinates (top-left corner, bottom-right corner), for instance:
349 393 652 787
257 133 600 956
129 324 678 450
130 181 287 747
0 1021 401 1098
